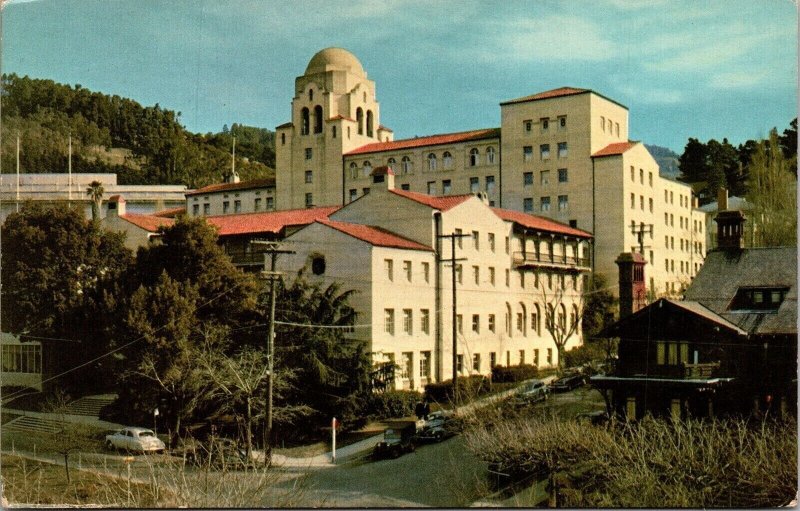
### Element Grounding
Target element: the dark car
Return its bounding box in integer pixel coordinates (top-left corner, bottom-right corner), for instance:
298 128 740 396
550 374 586 392
415 411 456 443
373 420 417 459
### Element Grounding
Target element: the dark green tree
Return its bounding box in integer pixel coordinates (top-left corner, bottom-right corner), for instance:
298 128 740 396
678 138 709 184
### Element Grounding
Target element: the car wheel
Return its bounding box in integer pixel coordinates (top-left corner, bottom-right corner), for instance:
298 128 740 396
105 440 114 451
434 431 444 442
390 447 401 459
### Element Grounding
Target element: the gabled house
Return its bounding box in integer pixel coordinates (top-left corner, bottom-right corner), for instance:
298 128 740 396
592 208 797 420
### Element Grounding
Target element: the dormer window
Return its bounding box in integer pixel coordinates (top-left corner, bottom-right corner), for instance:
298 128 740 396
729 287 789 311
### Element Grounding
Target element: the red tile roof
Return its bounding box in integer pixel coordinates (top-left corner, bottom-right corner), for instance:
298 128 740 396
276 122 293 129
592 141 638 158
186 178 275 196
378 124 393 132
501 87 589 105
152 206 186 218
120 214 175 232
317 219 433 251
205 206 340 237
108 194 125 202
491 208 593 238
345 128 500 156
390 189 474 211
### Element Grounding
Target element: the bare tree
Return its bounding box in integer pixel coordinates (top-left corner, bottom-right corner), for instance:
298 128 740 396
540 273 584 374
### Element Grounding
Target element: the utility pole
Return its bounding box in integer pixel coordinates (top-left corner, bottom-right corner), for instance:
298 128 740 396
437 231 469 410
250 240 294 465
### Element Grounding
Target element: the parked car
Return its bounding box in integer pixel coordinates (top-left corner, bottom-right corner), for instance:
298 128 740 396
105 427 166 454
373 420 417 459
550 374 587 392
510 379 549 405
415 411 455 443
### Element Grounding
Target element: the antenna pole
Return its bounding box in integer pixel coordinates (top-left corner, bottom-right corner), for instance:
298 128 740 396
68 133 72 203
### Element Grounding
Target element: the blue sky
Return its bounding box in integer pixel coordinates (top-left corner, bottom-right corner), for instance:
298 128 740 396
3 0 797 153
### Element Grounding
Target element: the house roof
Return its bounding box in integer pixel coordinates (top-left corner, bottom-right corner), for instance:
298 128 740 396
317 219 433 251
328 114 355 122
120 214 175 232
389 189 474 211
108 194 125 202
206 206 340 237
491 207 593 238
186 178 275 197
276 122 293 129
152 206 186 218
602 298 749 338
344 128 500 156
378 124 393 132
500 87 629 109
683 247 797 335
698 196 752 213
592 141 638 158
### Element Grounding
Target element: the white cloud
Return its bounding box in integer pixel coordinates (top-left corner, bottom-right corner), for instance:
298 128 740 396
615 83 685 104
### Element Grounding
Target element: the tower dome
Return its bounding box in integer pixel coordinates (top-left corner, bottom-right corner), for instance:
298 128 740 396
304 47 365 77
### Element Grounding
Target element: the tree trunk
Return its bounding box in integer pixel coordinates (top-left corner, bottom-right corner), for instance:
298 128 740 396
63 452 71 484
245 396 253 462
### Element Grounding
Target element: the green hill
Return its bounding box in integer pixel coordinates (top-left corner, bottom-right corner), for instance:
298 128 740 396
644 143 680 178
0 74 275 188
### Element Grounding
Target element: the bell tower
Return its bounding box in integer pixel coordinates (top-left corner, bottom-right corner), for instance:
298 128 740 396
275 48 393 210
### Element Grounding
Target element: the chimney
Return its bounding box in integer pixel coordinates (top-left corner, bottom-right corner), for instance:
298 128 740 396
371 165 395 191
107 195 126 217
715 210 746 250
717 187 728 212
616 252 647 318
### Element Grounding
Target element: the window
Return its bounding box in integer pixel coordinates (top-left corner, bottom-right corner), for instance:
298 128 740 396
455 228 463 248
362 161 372 177
730 287 789 311
253 197 262 211
541 117 549 130
469 148 479 167
305 193 313 207
349 162 358 179
486 146 496 164
600 116 605 131
540 170 550 185
385 259 394 281
505 236 510 254
559 116 566 128
356 107 364 135
420 351 431 379
523 146 533 162
630 166 635 182
540 196 551 212
387 157 396 171
427 181 436 195
523 198 533 212
234 200 241 213
384 309 395 334
519 350 526 364
455 264 463 284
547 348 553 365
401 156 412 174
608 118 613 132
311 254 326 275
313 105 323 134
422 262 430 283
403 260 412 282
366 110 374 137
192 204 199 215
649 172 653 187
558 142 567 158
558 195 568 211
305 147 312 160
489 267 496 286
488 233 495 252
523 172 534 186
403 309 413 334
649 198 653 212
305 170 313 183
399 352 412 379
531 307 540 334
456 314 463 334
223 201 230 214
516 312 524 332
558 168 568 183
472 314 480 333
428 153 437 171
470 353 480 372
615 122 620 137
670 191 674 204
670 214 674 226
421 309 430 334
442 180 452 194
630 193 635 209
349 189 357 203
486 175 495 194
473 265 480 285
266 197 274 210
472 231 479 250
540 144 550 159
332 125 337 138
640 195 644 210
301 107 310 135
488 314 496 332
281 133 286 145
457 354 464 373
443 152 453 169
524 120 532 132
203 203 210 215
470 177 479 193
490 352 497 368
505 269 510 287
533 349 540 366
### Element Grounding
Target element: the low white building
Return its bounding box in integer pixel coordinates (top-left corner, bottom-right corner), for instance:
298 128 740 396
279 167 592 390
1 332 42 391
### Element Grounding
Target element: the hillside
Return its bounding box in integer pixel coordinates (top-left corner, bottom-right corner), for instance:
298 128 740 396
644 143 680 179
0 74 275 188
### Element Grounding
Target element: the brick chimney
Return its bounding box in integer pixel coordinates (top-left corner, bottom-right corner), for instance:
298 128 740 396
715 210 746 250
106 195 126 217
371 165 395 191
616 252 647 318
717 187 728 211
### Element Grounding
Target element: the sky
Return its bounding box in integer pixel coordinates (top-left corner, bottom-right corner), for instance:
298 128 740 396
2 0 797 153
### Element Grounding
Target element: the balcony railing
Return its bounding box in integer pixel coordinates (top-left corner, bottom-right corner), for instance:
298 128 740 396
512 251 590 269
683 362 720 379
226 251 267 266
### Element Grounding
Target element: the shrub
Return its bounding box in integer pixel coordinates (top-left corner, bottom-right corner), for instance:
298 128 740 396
562 342 607 369
425 375 491 403
364 390 420 419
490 364 538 383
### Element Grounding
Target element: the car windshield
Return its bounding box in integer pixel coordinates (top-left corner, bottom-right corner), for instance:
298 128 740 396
385 429 401 440
139 431 155 437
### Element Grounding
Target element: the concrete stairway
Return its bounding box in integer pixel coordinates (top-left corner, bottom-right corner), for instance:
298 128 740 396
3 415 64 434
64 395 116 416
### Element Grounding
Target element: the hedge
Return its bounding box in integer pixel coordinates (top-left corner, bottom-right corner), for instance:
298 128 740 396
364 390 420 419
425 375 492 403
490 364 539 383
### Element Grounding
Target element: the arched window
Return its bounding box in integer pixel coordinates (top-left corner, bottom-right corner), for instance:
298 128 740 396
546 304 555 331
309 89 314 101
486 146 496 164
443 151 453 169
505 303 513 336
301 107 310 135
356 108 364 135
366 110 374 137
469 148 479 167
428 153 437 171
313 105 323 134
349 162 358 179
571 304 579 330
387 157 396 171
362 160 372 177
558 304 567 330
401 156 412 174
518 302 527 336
533 304 541 335
281 133 286 145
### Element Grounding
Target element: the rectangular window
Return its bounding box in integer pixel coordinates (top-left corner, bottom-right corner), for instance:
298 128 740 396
505 269 510 287
523 146 533 162
626 397 636 419
403 309 413 335
558 168 568 183
234 200 241 213
486 175 496 193
455 228 463 248
600 116 606 131
656 342 665 364
558 195 568 211
649 172 653 187
203 203 210 215
630 193 635 209
385 259 394 281
534 349 540 367
516 313 524 332
558 142 567 158
254 198 262 211
488 233 495 252
505 236 510 254
489 267 495 286
547 348 553 365
615 122 620 137
519 350 526 365
523 198 533 212
455 264 463 284
456 314 463 334
540 170 550 185
540 144 550 160
639 168 644 184
640 195 644 210
541 117 549 130
421 309 430 334
473 354 481 372
266 197 275 210
305 170 313 183
490 352 497 368
540 196 551 212
427 181 436 195
401 184 410 191
525 120 532 132
457 354 464 374
223 201 230 214
523 172 534 186
422 262 430 283
442 179 452 194
649 198 653 212
670 191 674 204
420 351 431 379
305 148 312 160
400 352 412 379
305 193 313 207
473 265 480 285
559 116 566 128
472 314 480 333
470 177 479 193
488 314 496 333
472 231 479 250
403 260 412 282
667 343 678 365
384 309 395 334
349 189 357 202
631 166 635 182
192 204 199 215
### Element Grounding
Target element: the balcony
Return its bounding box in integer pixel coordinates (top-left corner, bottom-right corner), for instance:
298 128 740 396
226 250 267 267
512 251 590 271
683 362 720 379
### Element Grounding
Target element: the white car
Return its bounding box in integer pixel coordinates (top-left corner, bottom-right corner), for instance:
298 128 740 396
105 427 165 453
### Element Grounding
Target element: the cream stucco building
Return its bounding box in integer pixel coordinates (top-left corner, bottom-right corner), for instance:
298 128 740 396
274 48 705 296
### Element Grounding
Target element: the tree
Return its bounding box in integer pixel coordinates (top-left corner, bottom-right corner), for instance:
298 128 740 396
779 118 797 176
746 129 797 247
678 138 709 184
580 274 618 361
86 180 104 222
540 275 584 374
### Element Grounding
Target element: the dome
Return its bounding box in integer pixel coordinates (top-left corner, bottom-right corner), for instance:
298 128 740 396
304 47 365 77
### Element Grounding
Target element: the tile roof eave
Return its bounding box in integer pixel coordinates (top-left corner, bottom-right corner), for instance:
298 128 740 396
344 128 501 156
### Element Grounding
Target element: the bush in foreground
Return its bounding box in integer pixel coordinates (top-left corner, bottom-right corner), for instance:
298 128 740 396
425 375 491 403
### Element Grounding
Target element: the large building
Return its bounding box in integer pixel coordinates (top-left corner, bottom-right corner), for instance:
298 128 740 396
274 48 706 296
278 168 591 389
